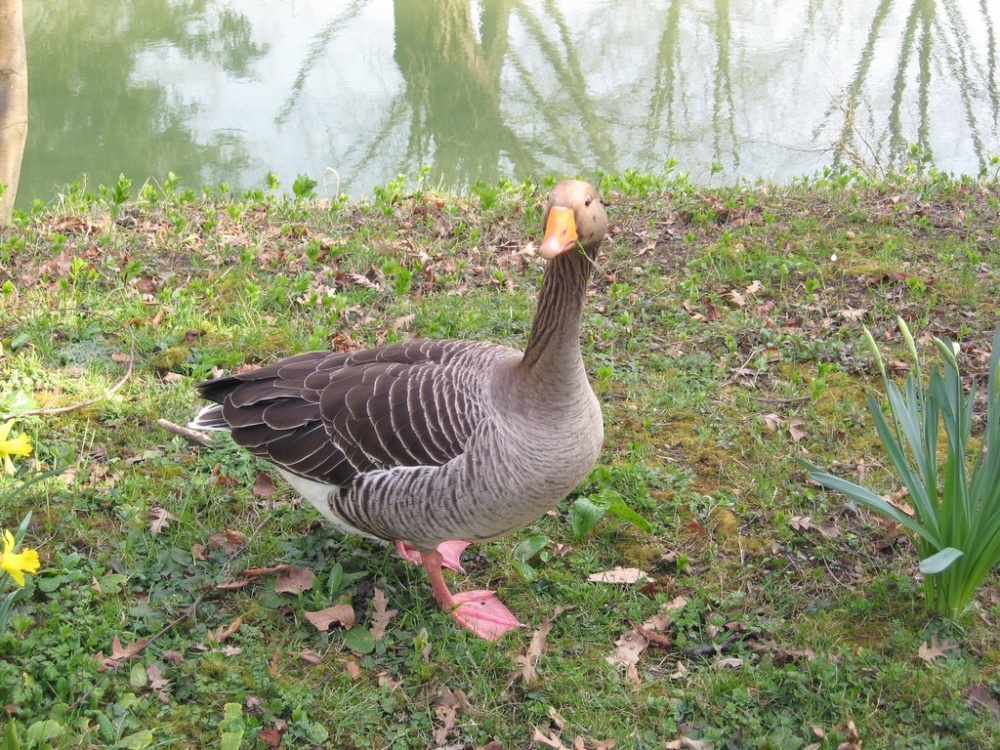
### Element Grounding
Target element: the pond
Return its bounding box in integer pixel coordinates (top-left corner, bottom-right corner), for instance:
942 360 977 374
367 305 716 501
18 0 1000 207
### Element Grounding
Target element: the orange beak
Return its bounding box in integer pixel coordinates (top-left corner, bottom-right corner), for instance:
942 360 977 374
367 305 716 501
539 206 578 260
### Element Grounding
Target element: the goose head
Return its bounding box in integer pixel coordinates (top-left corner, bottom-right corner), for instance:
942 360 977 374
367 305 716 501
539 180 608 260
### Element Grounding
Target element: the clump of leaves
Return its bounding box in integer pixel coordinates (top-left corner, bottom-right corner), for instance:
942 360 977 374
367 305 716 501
809 319 1000 617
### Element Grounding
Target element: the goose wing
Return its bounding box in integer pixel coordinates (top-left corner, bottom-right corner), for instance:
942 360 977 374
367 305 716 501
193 339 510 486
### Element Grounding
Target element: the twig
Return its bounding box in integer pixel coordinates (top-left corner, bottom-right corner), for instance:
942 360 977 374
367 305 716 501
680 632 741 657
157 418 213 446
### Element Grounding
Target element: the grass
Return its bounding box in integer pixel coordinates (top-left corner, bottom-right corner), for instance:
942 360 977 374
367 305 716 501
1 165 1000 748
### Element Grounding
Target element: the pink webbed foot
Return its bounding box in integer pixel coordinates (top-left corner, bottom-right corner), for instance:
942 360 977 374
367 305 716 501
395 539 469 573
421 549 523 641
448 590 523 641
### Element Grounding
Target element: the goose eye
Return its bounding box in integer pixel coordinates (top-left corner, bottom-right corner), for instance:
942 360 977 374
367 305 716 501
584 197 593 207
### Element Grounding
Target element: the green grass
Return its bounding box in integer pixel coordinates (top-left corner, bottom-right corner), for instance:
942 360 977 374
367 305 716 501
2 168 1000 748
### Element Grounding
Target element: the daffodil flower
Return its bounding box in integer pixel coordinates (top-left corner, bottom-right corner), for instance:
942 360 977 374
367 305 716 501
0 421 32 475
0 530 39 586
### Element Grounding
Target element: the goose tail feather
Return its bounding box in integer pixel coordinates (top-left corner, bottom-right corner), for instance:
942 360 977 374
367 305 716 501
188 404 232 432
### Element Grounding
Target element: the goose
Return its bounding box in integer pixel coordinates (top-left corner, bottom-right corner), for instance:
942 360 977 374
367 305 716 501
190 180 607 640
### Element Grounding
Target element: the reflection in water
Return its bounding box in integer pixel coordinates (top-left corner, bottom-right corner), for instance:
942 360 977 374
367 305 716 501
20 0 263 204
17 0 1000 207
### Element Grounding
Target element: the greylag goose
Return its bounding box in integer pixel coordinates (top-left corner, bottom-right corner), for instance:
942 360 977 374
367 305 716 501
190 180 607 640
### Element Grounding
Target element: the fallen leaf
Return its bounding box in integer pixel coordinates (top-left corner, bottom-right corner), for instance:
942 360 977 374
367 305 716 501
918 636 959 664
94 636 148 671
762 413 782 432
532 726 568 749
300 649 323 665
208 616 243 643
433 703 458 745
789 515 841 538
837 719 861 750
369 587 398 642
788 418 809 442
511 618 553 685
162 650 184 665
966 684 1000 717
148 507 179 535
275 567 315 595
392 314 415 333
606 630 648 685
304 604 356 632
630 619 673 649
663 595 689 613
715 657 743 669
252 471 278 498
146 664 171 703
588 567 654 584
209 529 247 553
258 727 283 748
345 660 362 679
883 487 915 516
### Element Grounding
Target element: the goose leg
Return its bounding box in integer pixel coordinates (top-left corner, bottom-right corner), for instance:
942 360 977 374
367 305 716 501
421 549 522 641
396 539 468 573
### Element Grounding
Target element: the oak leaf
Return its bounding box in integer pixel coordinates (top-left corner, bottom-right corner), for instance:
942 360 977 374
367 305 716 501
148 507 178 535
588 567 653 584
304 604 355 631
275 567 314 594
918 636 959 664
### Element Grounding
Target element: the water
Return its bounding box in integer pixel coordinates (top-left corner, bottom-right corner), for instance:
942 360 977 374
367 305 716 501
17 0 1000 207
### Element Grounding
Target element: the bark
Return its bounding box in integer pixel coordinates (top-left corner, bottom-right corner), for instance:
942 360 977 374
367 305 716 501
0 0 27 223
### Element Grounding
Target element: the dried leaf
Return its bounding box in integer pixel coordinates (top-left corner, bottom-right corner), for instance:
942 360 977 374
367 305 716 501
146 664 171 703
433 703 457 745
606 630 648 685
94 636 148 671
663 595 689 613
788 418 809 442
532 726 569 749
883 487 915 516
392 314 415 333
209 529 247 553
258 727 283 748
511 617 553 685
762 413 782 432
304 604 355 632
275 567 315 595
162 650 184 665
837 719 861 750
630 619 673 649
918 636 959 664
966 684 1000 717
252 471 278 498
715 657 743 669
148 507 179 535
789 515 841 538
345 660 362 679
208 616 243 643
588 567 654 584
299 649 323 665
369 587 398 642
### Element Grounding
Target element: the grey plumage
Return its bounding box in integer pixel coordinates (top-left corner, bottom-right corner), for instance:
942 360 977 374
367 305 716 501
190 180 608 638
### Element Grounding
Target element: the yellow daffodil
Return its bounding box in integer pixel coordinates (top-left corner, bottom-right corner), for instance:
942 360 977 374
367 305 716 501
0 420 32 475
1 530 39 586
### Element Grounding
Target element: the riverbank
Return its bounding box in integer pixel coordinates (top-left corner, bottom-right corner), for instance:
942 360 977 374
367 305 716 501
1 168 999 748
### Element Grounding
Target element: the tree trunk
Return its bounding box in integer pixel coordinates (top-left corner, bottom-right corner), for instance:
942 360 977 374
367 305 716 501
0 0 27 223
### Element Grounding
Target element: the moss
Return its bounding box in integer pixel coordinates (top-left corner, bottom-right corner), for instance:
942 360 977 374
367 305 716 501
152 346 190 371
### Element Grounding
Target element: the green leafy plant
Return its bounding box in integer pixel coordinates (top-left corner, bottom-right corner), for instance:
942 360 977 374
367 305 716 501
809 319 1000 617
